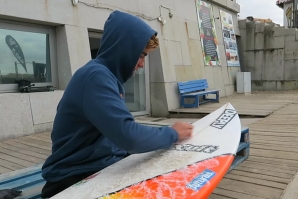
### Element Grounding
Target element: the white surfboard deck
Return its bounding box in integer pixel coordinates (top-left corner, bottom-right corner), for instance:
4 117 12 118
51 103 241 199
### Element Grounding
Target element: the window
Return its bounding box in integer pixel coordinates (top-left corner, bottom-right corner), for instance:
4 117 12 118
0 20 57 92
88 31 102 59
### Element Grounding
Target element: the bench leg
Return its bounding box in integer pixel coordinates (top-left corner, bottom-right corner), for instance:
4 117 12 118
203 92 219 103
180 95 199 108
216 91 219 103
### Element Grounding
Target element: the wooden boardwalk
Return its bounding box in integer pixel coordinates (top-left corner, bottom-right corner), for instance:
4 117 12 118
170 91 298 117
209 102 298 199
0 91 298 198
0 133 51 174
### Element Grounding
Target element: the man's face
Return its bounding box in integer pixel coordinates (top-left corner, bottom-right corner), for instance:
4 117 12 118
133 49 149 74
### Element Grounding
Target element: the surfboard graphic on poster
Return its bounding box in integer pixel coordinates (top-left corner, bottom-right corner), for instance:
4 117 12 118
50 103 241 199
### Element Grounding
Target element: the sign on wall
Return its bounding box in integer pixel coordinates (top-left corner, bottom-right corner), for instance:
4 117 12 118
196 0 220 66
219 10 240 67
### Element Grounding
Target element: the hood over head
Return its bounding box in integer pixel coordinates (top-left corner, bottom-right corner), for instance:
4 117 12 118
96 10 157 84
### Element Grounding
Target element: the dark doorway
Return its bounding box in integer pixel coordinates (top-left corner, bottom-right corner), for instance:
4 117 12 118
88 32 102 59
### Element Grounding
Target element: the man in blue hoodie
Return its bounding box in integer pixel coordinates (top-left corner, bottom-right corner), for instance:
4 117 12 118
41 10 193 198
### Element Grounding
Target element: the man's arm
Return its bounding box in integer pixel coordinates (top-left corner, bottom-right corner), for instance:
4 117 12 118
83 70 178 154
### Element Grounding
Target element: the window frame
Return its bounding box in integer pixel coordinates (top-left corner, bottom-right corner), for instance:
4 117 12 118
0 19 57 93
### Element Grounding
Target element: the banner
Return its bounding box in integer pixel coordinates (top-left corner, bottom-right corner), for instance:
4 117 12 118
5 35 27 72
219 10 240 67
196 0 220 66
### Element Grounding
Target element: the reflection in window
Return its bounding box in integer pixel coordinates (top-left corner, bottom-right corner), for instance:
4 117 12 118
0 29 51 84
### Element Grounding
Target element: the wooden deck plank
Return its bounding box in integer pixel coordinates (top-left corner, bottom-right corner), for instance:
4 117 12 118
270 113 298 116
229 170 290 184
0 166 13 174
249 131 298 138
250 135 298 142
250 135 297 141
251 142 298 149
234 165 293 179
216 178 283 199
249 125 298 130
246 156 298 168
251 144 298 153
264 114 298 117
26 135 52 144
0 157 28 170
0 143 48 159
34 133 51 139
237 161 296 175
0 153 35 167
224 173 287 189
250 149 298 161
0 147 44 164
251 140 298 147
249 128 298 133
7 138 51 151
240 160 297 174
19 137 52 148
211 188 266 199
3 140 51 155
208 193 234 199
250 123 298 127
246 159 298 171
252 120 298 125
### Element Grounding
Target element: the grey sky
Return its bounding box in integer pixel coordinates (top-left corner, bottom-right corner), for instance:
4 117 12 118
237 0 284 26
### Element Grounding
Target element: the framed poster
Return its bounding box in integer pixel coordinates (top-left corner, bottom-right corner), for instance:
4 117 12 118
219 10 240 66
196 0 220 66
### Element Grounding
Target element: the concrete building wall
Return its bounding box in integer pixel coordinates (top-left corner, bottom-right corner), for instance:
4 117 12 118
239 19 298 91
0 91 63 139
0 0 240 140
205 2 241 97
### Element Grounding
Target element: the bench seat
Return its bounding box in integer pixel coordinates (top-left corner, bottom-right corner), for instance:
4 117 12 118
177 79 220 108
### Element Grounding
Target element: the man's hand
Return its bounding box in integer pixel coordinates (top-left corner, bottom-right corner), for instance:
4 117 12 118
0 189 22 199
171 122 193 141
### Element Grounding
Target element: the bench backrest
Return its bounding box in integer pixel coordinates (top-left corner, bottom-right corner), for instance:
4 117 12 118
177 79 209 94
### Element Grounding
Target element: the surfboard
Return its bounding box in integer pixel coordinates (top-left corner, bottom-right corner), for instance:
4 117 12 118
50 103 241 199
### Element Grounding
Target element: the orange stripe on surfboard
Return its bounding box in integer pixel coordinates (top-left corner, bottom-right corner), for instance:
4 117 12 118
99 154 234 199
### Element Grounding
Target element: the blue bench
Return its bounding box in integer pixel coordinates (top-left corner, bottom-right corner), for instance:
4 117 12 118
177 79 220 108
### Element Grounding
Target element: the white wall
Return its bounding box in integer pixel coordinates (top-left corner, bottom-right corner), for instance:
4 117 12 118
0 91 63 140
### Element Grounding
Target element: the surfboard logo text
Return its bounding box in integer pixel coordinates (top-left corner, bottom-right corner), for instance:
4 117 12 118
186 169 216 191
210 109 237 129
171 144 219 154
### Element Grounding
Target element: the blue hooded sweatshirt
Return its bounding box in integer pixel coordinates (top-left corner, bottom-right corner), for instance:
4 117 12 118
42 10 178 182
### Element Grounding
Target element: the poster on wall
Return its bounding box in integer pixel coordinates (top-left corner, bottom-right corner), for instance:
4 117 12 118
219 10 240 67
196 0 220 66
